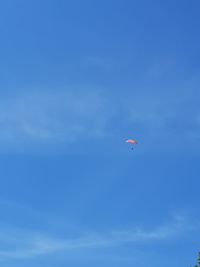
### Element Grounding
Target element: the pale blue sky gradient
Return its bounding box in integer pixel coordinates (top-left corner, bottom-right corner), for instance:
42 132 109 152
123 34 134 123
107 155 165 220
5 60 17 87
0 1 200 266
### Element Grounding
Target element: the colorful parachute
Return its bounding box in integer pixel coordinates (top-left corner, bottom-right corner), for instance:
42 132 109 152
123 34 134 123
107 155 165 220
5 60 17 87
126 139 138 144
126 139 138 150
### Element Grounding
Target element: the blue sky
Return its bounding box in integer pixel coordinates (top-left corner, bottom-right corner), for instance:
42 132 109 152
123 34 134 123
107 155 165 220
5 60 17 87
0 0 200 266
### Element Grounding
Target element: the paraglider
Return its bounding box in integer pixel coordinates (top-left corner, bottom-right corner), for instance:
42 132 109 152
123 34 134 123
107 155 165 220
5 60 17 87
126 139 138 150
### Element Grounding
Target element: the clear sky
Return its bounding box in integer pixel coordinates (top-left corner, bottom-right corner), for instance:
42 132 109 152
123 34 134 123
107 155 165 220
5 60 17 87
0 1 200 266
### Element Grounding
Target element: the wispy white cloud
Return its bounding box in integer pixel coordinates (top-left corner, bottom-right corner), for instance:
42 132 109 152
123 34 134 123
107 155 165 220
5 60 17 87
0 215 197 260
0 80 200 153
0 89 111 149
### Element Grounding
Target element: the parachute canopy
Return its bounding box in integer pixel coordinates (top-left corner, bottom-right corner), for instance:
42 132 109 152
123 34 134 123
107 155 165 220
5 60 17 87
126 139 138 144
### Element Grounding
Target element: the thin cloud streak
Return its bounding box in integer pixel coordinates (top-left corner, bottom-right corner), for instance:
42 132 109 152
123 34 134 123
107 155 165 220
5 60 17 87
0 215 197 260
0 82 200 152
0 89 111 147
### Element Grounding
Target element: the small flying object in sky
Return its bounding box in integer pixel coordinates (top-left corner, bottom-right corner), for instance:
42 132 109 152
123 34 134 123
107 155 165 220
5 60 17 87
126 139 138 150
